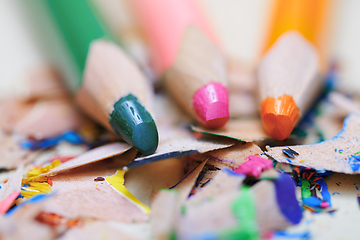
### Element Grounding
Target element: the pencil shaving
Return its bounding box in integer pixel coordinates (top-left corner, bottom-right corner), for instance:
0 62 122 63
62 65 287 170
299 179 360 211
151 190 179 240
328 92 360 116
59 220 151 240
178 170 246 238
173 159 208 203
15 67 68 102
0 98 82 140
0 165 23 214
315 113 344 140
150 159 210 239
252 180 293 233
0 64 83 140
266 114 360 174
186 169 245 205
124 158 184 207
129 124 234 167
203 142 263 169
14 99 82 140
40 142 132 177
0 134 42 169
0 214 55 240
192 118 270 142
44 158 148 223
0 165 23 202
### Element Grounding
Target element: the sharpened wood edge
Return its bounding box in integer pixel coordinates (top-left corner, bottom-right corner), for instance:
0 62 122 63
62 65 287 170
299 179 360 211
163 25 227 120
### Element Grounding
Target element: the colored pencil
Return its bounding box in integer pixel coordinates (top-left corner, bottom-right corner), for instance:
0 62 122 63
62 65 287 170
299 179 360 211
42 0 159 155
131 0 229 129
258 0 328 140
262 0 329 61
88 0 155 82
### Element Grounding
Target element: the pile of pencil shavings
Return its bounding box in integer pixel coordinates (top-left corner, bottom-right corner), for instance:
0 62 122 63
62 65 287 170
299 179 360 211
1 52 360 240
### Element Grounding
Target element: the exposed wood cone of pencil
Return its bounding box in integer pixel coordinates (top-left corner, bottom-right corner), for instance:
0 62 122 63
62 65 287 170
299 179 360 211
130 0 229 129
258 0 329 140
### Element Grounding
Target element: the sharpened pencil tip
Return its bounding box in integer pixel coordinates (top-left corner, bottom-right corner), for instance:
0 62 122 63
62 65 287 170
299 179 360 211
110 94 158 155
132 122 159 156
192 82 229 129
261 95 300 140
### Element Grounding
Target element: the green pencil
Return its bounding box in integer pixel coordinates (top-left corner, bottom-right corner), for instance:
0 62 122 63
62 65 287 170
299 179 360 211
42 0 158 155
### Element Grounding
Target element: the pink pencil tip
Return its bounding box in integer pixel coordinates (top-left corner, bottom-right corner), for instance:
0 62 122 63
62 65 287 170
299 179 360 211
192 82 229 129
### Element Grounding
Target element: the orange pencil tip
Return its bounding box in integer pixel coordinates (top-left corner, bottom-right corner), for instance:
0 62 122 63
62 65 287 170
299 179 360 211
260 95 300 140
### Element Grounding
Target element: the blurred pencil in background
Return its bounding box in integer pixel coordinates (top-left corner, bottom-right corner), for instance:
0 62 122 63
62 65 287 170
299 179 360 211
130 0 230 129
88 0 155 82
39 0 159 155
262 0 330 62
0 0 82 140
257 0 330 140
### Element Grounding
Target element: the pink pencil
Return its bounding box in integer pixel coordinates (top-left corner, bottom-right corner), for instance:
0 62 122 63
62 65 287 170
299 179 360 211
131 0 229 129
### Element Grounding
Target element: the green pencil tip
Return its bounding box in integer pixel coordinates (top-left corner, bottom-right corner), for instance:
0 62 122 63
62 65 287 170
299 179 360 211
132 122 159 155
109 94 158 155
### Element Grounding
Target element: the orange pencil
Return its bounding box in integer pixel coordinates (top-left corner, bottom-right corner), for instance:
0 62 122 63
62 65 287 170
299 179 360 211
262 0 329 57
258 0 329 140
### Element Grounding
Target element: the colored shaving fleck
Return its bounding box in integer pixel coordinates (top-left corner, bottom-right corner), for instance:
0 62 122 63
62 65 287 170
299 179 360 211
200 180 210 188
218 186 259 240
233 155 272 178
48 155 75 163
318 180 331 206
21 160 61 198
105 170 151 214
0 191 20 214
181 205 187 215
348 155 360 171
47 178 53 186
273 160 277 168
7 194 53 215
301 180 311 199
307 172 315 179
61 131 85 144
94 177 105 182
20 131 85 150
191 187 259 239
195 168 207 187
302 196 330 209
282 149 295 158
35 212 82 227
275 173 303 224
273 230 311 239
169 231 177 240
288 147 299 156
292 170 300 186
